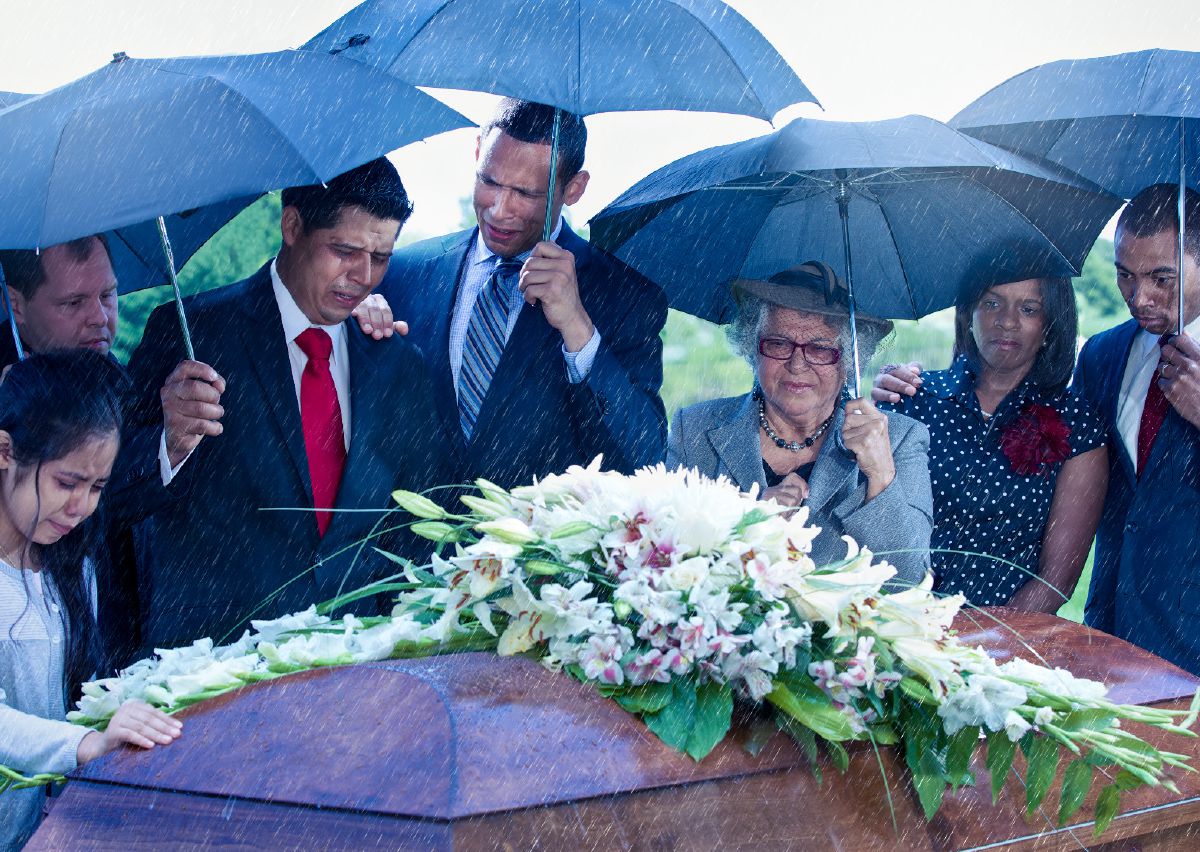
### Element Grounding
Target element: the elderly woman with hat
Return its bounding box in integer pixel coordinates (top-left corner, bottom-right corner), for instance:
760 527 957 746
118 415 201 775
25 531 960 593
666 262 933 586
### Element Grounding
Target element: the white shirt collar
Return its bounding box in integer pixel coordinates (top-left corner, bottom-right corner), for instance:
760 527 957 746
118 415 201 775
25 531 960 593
1132 312 1200 361
270 258 346 349
470 217 565 268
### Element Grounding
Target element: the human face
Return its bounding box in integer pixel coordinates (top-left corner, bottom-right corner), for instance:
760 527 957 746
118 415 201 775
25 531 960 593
9 240 118 355
473 129 589 258
0 432 118 551
1114 227 1200 335
755 307 844 431
970 279 1045 377
278 205 400 326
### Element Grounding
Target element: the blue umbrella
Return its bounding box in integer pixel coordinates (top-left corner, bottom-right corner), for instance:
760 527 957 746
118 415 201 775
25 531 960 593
0 91 32 109
304 0 817 238
952 49 1200 331
591 115 1122 394
0 49 471 358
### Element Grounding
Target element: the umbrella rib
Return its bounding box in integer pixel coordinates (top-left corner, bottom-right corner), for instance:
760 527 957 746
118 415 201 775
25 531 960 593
962 173 1077 273
668 1 771 120
872 199 921 319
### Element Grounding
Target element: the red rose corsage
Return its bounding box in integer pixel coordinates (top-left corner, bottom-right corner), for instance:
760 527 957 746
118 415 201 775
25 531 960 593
999 402 1072 476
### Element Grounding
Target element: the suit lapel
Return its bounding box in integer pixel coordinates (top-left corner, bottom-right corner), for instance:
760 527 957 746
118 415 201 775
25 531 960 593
805 409 858 516
425 233 474 456
706 395 767 492
236 267 312 502
1106 320 1141 485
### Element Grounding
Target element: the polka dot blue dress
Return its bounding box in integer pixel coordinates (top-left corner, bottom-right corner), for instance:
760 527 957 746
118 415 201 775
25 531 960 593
881 355 1105 606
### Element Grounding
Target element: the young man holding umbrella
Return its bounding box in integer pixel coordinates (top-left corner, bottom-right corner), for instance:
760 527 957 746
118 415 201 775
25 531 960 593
118 158 453 653
379 99 668 488
1073 183 1200 675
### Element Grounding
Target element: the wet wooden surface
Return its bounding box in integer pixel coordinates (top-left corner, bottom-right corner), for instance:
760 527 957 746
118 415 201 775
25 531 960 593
28 608 1200 850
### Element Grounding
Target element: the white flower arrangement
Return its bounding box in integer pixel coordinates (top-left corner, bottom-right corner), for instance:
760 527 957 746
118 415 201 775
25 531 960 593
4 460 1197 836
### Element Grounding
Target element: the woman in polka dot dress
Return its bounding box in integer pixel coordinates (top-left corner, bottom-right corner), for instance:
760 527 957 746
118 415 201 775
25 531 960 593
874 277 1108 610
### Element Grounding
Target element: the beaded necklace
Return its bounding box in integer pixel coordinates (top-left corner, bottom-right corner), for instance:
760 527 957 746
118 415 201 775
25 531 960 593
756 391 835 452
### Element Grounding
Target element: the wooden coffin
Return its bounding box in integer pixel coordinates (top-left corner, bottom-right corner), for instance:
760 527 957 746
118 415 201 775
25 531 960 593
27 609 1200 850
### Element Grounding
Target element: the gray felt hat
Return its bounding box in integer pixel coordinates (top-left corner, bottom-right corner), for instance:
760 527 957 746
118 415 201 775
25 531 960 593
731 261 893 336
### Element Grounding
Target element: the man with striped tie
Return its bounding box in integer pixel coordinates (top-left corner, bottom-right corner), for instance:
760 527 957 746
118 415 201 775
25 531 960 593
1073 183 1200 674
380 99 668 488
119 159 452 653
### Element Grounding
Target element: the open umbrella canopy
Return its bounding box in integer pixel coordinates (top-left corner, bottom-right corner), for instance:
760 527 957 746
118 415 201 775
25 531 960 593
591 114 1122 325
304 0 817 120
0 91 32 109
0 48 472 249
951 49 1200 198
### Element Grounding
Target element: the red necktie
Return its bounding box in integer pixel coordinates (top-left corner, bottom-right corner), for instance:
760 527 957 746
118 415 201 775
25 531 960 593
295 328 346 536
1136 336 1172 477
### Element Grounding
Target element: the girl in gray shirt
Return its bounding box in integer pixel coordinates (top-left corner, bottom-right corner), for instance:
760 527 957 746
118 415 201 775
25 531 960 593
0 352 181 849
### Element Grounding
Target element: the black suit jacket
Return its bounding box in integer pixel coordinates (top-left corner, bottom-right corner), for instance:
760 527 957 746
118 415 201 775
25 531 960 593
119 264 454 651
379 224 667 488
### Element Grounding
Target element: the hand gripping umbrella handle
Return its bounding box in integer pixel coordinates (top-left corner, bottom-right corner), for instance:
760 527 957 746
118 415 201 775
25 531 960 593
156 216 196 361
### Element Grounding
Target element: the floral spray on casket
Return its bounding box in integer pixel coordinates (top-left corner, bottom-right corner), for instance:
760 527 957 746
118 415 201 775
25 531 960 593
8 460 1198 836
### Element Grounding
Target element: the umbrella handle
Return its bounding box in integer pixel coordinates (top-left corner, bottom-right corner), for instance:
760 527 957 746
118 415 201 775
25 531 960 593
0 264 26 361
156 216 196 362
542 108 562 243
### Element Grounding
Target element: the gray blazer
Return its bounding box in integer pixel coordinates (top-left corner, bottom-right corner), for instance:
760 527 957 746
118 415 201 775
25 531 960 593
667 393 933 587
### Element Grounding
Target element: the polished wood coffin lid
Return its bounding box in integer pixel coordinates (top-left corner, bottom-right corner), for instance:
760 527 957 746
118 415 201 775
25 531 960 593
71 609 1199 822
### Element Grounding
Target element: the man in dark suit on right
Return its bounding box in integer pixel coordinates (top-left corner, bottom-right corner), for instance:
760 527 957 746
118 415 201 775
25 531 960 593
379 99 667 488
1073 183 1200 674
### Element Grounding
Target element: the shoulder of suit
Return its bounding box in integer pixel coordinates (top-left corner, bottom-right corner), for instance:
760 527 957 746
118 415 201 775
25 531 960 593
1081 318 1139 355
392 229 473 264
881 408 929 443
148 268 263 322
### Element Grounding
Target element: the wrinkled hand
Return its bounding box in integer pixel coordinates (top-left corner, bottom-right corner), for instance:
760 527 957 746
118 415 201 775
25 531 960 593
351 292 408 339
1160 332 1200 429
162 359 226 468
761 471 809 509
841 397 895 499
871 361 923 404
519 240 594 352
76 700 182 765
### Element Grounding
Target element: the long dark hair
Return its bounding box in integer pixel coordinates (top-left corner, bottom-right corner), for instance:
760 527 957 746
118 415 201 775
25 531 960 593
0 350 127 701
953 276 1078 394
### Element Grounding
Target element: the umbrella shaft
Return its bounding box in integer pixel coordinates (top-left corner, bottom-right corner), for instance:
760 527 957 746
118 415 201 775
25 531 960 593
1180 124 1187 336
157 216 196 361
542 109 562 243
836 188 862 398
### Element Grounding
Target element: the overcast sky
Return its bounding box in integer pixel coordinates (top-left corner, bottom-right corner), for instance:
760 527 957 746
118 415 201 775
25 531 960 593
2 0 1198 239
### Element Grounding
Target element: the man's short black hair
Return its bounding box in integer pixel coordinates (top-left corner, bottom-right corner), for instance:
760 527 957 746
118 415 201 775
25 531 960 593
482 98 587 184
953 276 1078 395
1117 183 1200 264
281 157 414 233
0 234 112 299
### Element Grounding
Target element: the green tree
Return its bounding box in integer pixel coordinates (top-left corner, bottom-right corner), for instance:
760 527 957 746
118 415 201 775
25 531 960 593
113 194 282 362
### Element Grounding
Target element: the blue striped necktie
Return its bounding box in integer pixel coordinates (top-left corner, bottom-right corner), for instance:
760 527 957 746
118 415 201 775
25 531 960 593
458 259 522 440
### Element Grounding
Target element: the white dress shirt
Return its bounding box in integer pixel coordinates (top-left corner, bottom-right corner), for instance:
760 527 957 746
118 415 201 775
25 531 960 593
448 220 601 397
160 259 351 485
1115 314 1200 464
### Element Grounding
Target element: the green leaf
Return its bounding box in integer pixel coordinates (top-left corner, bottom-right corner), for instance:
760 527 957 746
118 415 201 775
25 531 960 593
1022 734 1061 817
767 676 856 742
1058 759 1093 825
777 714 820 769
735 507 771 532
898 676 937 706
866 723 900 746
945 726 979 789
1056 708 1117 733
986 731 1018 804
826 740 850 774
685 682 734 761
1094 784 1120 836
744 718 778 757
613 682 673 714
910 768 947 821
644 681 698 753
